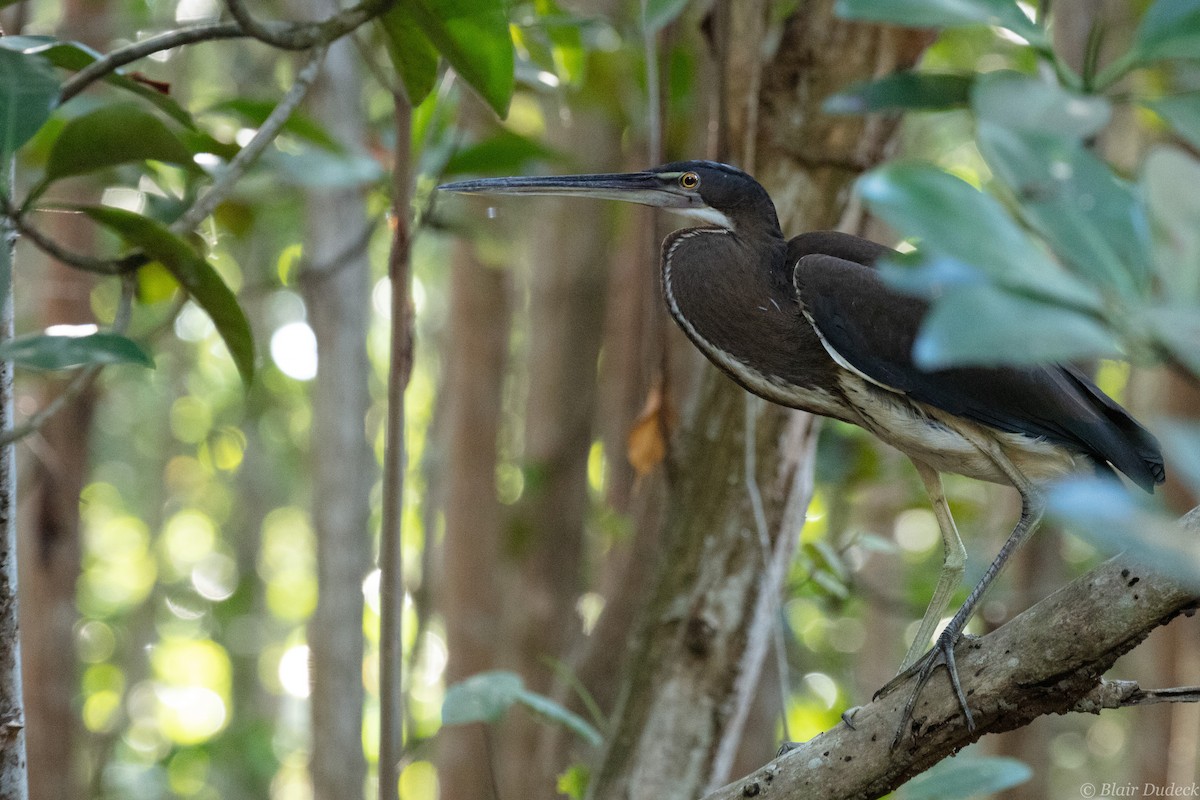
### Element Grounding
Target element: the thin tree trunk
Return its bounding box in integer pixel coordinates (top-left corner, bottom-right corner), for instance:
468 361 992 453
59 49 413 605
0 146 28 800
16 4 109 796
498 102 623 800
435 234 511 800
588 4 931 797
298 36 374 800
17 243 96 800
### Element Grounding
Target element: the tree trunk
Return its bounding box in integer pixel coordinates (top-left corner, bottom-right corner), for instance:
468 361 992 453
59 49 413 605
435 229 512 800
17 241 95 800
588 4 932 797
16 3 110 796
497 99 624 800
298 36 374 800
0 146 27 800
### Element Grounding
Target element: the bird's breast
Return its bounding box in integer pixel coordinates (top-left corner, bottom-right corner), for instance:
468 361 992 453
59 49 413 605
661 228 851 420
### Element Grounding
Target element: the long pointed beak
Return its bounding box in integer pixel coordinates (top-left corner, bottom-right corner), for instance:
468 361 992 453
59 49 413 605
437 172 697 209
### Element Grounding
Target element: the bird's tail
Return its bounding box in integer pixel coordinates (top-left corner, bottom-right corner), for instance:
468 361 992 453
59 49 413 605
1063 367 1165 492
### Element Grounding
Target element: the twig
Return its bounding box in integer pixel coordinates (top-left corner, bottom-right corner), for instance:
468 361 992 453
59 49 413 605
172 45 327 232
744 395 792 743
0 200 144 276
377 92 414 800
61 0 393 104
59 22 246 103
1076 679 1200 711
297 218 379 285
223 0 393 51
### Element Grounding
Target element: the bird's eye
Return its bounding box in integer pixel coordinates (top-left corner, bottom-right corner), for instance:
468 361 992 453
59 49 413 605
680 172 700 189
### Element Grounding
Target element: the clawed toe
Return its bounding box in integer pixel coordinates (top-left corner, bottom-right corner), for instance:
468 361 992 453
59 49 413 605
881 631 975 748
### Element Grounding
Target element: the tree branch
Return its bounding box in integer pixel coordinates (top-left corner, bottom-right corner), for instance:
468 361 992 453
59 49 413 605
702 508 1200 800
0 201 144 276
59 22 247 103
59 0 392 103
223 0 392 51
172 43 326 232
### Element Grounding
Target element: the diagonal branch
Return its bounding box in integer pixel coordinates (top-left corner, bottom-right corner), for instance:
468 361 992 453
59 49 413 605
172 44 326 232
702 508 1200 800
59 22 246 103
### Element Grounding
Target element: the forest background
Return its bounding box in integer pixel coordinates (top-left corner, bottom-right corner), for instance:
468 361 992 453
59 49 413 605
1 0 1199 799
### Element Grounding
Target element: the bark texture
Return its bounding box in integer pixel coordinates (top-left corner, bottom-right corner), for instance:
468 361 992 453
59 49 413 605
0 175 27 800
18 229 95 800
298 37 374 800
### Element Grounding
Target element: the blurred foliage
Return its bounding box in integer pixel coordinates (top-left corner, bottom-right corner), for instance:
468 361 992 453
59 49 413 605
0 0 1197 797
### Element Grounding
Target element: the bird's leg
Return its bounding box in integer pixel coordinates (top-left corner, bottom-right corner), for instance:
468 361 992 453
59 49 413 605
899 460 966 673
878 432 1042 746
881 493 1043 745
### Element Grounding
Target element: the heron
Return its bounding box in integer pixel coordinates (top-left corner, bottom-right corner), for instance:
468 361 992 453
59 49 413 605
437 160 1164 743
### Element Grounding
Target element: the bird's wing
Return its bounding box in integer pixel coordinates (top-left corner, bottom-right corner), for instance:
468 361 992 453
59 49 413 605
791 247 1164 491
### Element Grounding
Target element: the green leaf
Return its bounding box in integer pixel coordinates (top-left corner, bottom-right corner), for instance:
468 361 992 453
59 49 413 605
644 0 690 32
442 670 524 725
0 37 196 130
1140 306 1200 377
824 72 973 115
205 98 341 151
441 671 602 746
77 206 255 385
914 285 1121 369
835 0 1045 47
0 49 60 158
1131 0 1200 63
1159 421 1200 496
409 0 514 117
857 161 1103 311
443 130 560 176
895 755 1031 800
379 4 441 107
977 124 1148 298
1047 476 1200 593
535 0 585 85
972 71 1110 140
878 251 988 297
1145 93 1200 152
265 146 385 189
514 689 602 747
1142 146 1200 305
43 104 196 185
0 331 153 370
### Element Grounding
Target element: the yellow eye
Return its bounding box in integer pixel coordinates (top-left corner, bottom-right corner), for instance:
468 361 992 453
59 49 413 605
680 171 700 189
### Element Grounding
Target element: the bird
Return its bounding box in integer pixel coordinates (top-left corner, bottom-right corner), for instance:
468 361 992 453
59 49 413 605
438 159 1165 744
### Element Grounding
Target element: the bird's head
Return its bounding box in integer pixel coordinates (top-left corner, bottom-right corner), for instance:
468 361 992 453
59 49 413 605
438 160 781 237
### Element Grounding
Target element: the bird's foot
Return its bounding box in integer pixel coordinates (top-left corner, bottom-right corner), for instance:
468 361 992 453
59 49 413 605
874 629 975 748
776 740 801 757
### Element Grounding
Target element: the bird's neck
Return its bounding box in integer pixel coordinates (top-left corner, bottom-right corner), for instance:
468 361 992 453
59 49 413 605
660 225 789 349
